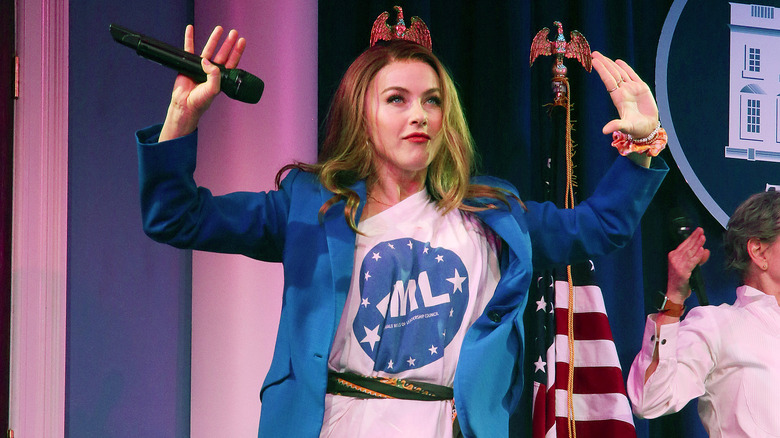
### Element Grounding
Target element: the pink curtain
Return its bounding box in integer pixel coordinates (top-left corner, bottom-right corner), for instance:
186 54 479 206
191 2 317 436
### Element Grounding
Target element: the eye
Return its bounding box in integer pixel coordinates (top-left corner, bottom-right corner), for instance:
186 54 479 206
386 94 404 104
425 95 442 106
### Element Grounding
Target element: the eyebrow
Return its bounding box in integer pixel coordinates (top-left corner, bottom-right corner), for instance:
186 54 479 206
381 86 441 95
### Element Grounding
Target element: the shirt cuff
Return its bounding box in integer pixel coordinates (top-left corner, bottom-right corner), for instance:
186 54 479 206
654 320 680 360
643 314 681 361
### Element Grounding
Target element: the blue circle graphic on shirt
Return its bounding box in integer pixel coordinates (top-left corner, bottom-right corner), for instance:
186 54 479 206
354 238 469 373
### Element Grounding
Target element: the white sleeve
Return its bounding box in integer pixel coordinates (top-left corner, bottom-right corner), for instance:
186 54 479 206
627 310 716 418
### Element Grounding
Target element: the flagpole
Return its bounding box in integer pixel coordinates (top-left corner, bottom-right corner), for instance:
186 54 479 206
530 21 593 438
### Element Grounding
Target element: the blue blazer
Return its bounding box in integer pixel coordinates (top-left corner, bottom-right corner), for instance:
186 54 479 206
137 125 667 438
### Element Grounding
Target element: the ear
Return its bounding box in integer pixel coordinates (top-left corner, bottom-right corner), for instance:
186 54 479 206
747 238 767 270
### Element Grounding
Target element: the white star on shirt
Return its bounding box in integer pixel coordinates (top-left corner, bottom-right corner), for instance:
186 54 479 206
536 296 547 312
407 357 416 367
361 297 370 308
429 345 438 355
360 325 381 351
435 254 444 263
364 271 371 281
407 241 413 249
423 246 429 254
534 356 546 373
388 243 395 249
372 252 381 261
446 269 466 293
387 360 394 370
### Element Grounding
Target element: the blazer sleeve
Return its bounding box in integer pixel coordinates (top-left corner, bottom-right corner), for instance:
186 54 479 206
522 156 668 268
136 124 293 262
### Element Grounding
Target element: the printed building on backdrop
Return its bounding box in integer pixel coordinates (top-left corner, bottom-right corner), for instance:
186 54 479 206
725 3 780 164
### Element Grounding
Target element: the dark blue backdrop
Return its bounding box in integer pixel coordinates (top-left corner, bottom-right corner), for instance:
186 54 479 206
317 2 728 437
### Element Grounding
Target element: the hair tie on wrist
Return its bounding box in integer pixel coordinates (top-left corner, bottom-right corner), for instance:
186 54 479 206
611 121 667 157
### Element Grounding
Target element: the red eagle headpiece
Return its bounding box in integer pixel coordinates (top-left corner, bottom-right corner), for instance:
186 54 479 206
370 6 432 50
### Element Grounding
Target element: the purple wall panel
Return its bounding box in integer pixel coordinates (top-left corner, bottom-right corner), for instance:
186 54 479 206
67 2 193 437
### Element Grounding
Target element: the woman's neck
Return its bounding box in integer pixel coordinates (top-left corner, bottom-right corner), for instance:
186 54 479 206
368 165 427 202
744 271 780 306
362 173 426 220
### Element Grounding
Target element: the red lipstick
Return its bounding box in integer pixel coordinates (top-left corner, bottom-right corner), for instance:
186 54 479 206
404 133 430 142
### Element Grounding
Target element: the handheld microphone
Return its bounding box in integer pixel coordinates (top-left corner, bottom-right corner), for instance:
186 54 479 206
109 24 264 104
670 214 709 306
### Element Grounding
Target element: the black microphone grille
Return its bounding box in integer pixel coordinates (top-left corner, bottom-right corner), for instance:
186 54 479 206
669 210 694 241
222 68 265 104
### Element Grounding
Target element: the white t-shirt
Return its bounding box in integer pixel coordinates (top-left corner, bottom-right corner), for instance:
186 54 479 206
320 190 501 438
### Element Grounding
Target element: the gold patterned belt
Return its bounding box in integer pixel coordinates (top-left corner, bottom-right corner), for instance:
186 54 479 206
326 371 453 400
326 371 463 438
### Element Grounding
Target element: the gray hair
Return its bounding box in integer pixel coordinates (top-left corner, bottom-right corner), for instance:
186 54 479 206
724 190 780 280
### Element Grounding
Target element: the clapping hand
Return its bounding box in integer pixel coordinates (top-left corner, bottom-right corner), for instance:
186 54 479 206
667 227 710 303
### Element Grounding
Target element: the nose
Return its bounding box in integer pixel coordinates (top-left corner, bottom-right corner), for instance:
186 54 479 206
410 100 428 127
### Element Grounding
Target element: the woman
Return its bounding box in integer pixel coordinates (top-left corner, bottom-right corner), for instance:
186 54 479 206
628 191 780 436
137 18 667 438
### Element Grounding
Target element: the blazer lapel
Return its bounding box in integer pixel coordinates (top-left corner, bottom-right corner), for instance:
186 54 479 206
320 181 366 332
475 204 529 259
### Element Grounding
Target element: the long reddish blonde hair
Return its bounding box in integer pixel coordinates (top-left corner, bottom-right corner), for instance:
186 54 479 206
277 40 517 231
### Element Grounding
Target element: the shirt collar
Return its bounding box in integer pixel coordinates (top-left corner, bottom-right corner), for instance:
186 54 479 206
736 284 778 307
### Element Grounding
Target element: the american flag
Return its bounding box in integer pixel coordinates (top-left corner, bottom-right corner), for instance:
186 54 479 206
530 262 636 437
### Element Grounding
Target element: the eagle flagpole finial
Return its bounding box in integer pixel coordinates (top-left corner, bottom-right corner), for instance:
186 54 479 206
530 21 592 104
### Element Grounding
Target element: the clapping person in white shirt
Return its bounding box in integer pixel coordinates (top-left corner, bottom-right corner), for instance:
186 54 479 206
628 190 780 437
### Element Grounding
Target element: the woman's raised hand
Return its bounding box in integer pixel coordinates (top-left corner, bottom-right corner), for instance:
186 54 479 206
592 51 658 140
160 25 246 142
666 227 710 304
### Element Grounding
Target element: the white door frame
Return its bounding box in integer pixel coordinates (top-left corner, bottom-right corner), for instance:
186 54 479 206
10 0 68 436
